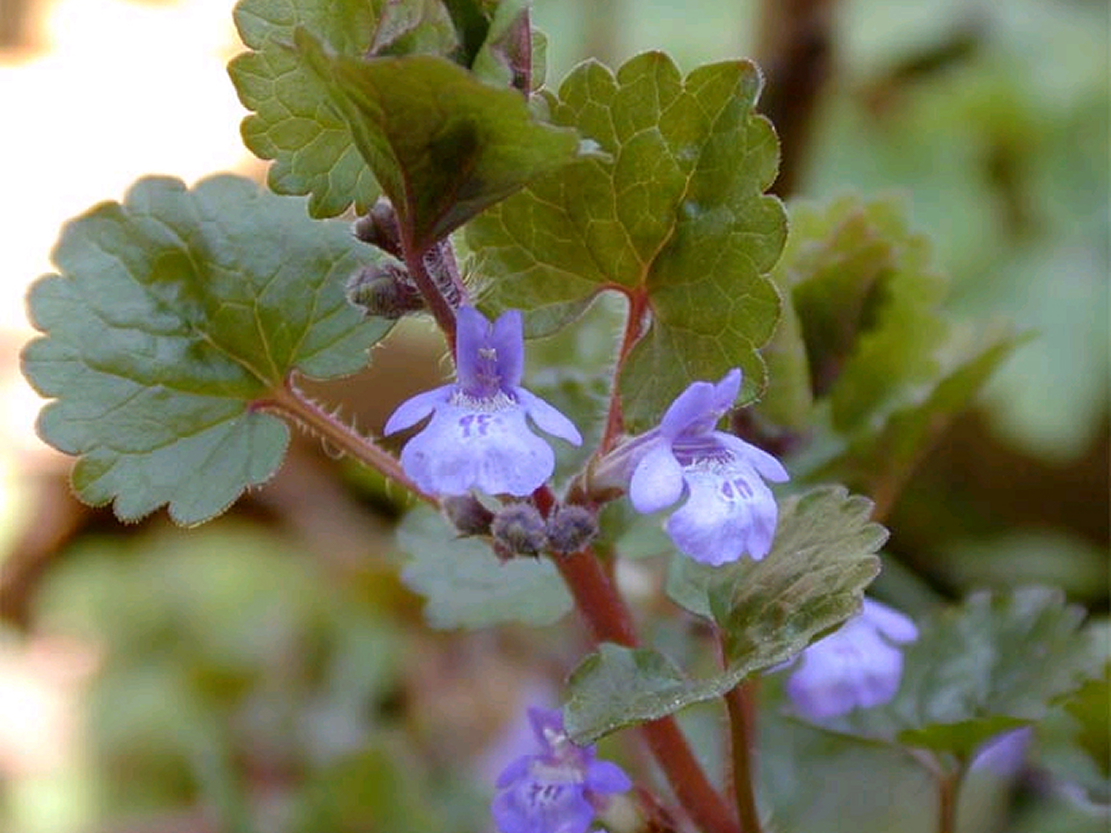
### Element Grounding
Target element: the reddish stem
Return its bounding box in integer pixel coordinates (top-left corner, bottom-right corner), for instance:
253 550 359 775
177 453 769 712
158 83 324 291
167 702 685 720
261 378 437 505
599 291 649 454
723 679 763 833
544 508 742 833
398 228 459 349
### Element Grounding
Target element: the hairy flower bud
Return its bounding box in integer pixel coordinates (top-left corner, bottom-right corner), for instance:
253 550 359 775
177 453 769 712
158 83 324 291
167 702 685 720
345 262 425 319
352 198 402 257
491 502 548 557
546 504 599 554
442 494 495 537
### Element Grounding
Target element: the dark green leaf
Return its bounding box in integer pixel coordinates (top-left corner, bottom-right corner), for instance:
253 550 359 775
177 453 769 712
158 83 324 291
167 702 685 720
397 506 573 629
21 175 388 525
295 29 582 250
566 487 884 742
467 52 786 428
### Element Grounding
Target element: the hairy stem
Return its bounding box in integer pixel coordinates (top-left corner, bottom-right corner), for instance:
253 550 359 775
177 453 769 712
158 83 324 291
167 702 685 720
537 482 741 833
398 230 460 348
262 378 437 505
723 679 763 833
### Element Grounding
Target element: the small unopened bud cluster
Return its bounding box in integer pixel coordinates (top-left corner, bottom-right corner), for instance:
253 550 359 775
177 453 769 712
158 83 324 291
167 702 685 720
545 504 598 554
442 495 495 537
492 502 548 558
352 198 402 257
345 262 425 319
475 502 599 559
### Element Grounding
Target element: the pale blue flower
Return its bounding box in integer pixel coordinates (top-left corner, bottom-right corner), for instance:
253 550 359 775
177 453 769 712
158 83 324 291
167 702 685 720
626 369 789 565
786 598 919 720
493 708 632 833
384 306 581 497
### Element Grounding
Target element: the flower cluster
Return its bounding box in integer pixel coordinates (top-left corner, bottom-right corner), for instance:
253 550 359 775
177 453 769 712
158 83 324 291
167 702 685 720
390 310 790 567
604 369 789 566
385 306 581 497
785 598 919 720
493 708 632 833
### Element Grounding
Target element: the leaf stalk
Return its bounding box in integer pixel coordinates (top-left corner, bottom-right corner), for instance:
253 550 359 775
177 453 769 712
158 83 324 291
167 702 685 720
262 378 438 506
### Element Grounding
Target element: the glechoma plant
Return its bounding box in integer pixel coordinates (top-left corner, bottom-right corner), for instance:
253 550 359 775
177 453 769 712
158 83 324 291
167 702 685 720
18 2 1105 833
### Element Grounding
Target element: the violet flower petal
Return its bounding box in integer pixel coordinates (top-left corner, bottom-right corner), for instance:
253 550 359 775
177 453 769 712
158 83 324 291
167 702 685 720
493 780 595 833
665 463 778 565
710 368 743 413
658 380 718 438
453 304 491 392
629 442 685 514
491 309 525 388
717 433 790 483
786 600 918 720
382 386 452 435
584 760 633 793
399 400 555 496
861 598 919 644
517 388 583 446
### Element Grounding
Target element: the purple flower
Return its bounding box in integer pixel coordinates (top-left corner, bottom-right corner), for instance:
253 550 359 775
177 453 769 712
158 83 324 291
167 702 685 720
786 598 919 720
384 306 582 497
624 369 788 566
493 708 632 833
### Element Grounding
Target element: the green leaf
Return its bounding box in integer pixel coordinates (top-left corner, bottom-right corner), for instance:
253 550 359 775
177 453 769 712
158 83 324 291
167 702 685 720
229 0 384 217
467 52 787 428
807 328 1023 499
470 0 540 90
295 29 582 250
756 288 813 430
397 506 573 629
566 486 884 742
773 195 949 432
876 587 1099 759
21 175 388 525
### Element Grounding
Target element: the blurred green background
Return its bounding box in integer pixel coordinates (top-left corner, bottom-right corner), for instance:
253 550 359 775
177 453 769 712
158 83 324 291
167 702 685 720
0 1 1106 832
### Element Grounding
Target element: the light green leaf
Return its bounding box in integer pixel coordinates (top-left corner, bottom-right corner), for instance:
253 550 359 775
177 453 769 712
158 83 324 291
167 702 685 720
397 506 573 629
772 195 949 433
566 487 884 742
21 175 389 525
883 587 1100 759
807 328 1023 499
229 0 384 217
295 28 582 250
467 52 787 428
756 287 812 430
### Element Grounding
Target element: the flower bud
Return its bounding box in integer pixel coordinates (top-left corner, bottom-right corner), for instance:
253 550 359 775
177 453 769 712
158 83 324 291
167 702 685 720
491 502 547 558
345 262 425 319
352 198 402 257
442 494 494 537
546 504 598 554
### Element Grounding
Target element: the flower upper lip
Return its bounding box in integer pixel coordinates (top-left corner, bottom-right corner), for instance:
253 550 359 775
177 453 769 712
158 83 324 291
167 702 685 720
622 368 790 565
384 306 581 497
